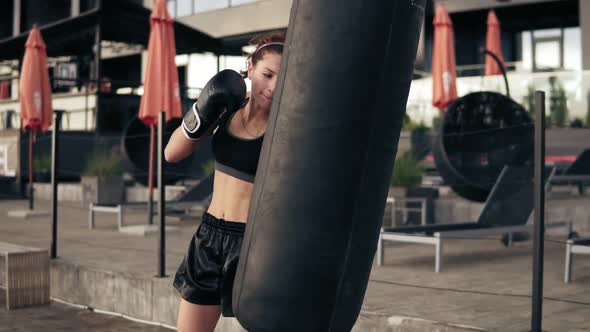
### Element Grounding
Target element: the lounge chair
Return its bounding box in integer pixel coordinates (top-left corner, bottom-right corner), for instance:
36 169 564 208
564 237 590 283
377 165 572 272
88 174 213 230
551 149 590 195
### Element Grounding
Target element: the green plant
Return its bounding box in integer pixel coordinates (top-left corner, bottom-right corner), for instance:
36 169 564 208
570 118 584 128
555 85 568 127
403 114 431 131
33 155 51 172
202 159 215 177
403 113 412 128
548 77 568 127
523 84 536 118
390 151 423 188
409 122 429 132
83 151 124 177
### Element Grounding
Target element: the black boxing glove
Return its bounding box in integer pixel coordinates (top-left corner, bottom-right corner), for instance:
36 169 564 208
182 69 246 140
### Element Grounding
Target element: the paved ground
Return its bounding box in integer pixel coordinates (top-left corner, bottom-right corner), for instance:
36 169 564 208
1 197 589 331
0 291 170 332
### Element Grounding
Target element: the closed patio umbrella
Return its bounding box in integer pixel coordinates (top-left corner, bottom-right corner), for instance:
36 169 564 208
138 0 182 223
432 3 457 112
19 26 53 210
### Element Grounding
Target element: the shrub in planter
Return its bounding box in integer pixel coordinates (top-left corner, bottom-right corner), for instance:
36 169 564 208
409 123 431 161
570 118 584 128
523 84 536 118
202 159 215 177
33 155 52 183
81 151 125 206
389 151 437 225
548 77 568 127
390 151 423 191
403 116 432 160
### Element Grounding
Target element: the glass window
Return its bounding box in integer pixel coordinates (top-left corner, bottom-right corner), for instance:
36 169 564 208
193 0 229 13
167 0 176 17
188 53 219 89
521 31 532 71
177 0 193 17
535 40 561 69
563 27 581 71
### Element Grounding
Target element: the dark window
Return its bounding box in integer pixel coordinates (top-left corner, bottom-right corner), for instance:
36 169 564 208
0 0 13 39
20 0 70 32
80 0 98 12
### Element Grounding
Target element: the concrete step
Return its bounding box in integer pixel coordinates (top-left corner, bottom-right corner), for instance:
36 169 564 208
49 259 486 332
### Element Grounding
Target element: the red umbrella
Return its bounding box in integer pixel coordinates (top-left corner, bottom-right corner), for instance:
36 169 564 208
432 3 458 112
484 10 505 76
138 0 182 221
0 81 10 99
19 26 53 209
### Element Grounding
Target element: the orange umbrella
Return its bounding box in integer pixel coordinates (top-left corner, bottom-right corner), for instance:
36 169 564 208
139 0 182 125
19 26 53 210
0 81 10 99
138 0 182 222
484 10 505 76
19 26 52 133
432 3 458 112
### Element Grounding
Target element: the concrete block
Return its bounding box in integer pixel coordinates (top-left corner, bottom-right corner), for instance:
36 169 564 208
215 317 247 332
7 209 50 218
78 268 153 321
151 276 179 326
34 183 83 202
125 186 186 203
118 225 180 236
352 314 487 332
51 260 89 305
434 199 453 224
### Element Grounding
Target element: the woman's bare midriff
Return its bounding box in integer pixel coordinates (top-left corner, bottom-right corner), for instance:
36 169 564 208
206 169 254 223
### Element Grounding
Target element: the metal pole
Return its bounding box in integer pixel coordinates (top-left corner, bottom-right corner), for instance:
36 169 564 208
531 91 546 332
50 111 63 259
17 119 24 197
157 112 166 277
148 125 155 225
28 130 34 210
93 0 102 123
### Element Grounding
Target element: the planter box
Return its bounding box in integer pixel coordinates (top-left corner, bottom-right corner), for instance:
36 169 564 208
81 176 125 206
33 171 51 183
410 129 432 160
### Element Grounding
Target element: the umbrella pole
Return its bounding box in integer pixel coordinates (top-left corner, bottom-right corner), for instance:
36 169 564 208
28 130 34 210
148 124 155 225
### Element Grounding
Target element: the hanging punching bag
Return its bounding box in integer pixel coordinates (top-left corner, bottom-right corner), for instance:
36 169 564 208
233 1 425 331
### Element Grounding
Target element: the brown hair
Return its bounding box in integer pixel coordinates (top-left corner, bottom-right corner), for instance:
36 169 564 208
241 31 286 78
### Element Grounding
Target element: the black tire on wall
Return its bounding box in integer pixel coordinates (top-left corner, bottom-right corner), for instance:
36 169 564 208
120 116 213 185
433 91 534 202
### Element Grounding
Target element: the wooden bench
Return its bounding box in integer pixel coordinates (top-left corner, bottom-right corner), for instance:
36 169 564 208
0 242 50 309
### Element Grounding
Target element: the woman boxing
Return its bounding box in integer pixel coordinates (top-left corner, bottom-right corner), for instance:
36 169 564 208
165 31 285 332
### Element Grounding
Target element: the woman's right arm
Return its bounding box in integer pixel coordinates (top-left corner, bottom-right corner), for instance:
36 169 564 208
165 69 246 163
164 125 201 163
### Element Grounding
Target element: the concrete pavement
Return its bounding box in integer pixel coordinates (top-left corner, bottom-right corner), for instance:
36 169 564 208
0 197 589 331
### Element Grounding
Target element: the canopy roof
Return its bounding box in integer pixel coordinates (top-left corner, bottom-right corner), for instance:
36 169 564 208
0 0 242 62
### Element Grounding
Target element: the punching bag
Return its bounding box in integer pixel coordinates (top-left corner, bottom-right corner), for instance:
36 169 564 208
233 1 425 331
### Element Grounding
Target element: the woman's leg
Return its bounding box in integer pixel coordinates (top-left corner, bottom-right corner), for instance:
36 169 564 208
177 298 222 332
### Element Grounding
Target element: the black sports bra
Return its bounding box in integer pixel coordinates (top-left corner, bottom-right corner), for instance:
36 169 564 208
211 109 264 183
